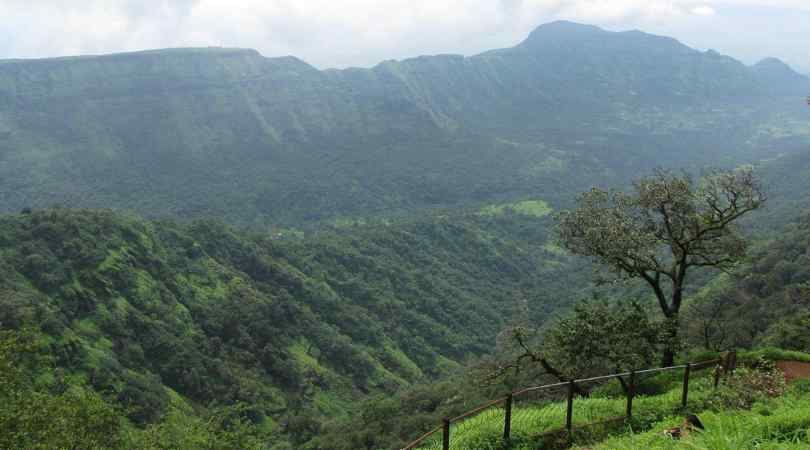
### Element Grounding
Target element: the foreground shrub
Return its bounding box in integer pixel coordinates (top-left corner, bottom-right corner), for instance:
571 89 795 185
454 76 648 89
704 358 786 411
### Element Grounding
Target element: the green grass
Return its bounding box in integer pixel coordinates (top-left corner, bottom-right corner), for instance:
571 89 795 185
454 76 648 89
687 348 810 365
741 348 810 365
583 391 810 449
416 350 810 449
479 200 552 218
419 375 717 450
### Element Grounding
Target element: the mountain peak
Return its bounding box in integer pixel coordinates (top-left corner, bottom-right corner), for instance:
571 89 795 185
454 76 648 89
754 57 795 71
530 20 603 33
752 57 807 84
521 20 605 45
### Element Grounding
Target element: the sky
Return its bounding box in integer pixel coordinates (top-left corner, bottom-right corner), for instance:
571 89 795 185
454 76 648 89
1 0 809 73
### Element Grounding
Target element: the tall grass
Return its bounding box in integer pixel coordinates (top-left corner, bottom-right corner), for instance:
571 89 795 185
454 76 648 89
419 377 716 450
415 352 810 449
583 390 810 449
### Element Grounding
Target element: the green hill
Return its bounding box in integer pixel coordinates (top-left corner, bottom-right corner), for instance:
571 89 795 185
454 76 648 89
0 206 585 447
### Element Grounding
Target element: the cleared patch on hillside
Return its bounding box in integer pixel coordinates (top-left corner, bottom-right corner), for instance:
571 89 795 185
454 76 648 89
479 199 552 218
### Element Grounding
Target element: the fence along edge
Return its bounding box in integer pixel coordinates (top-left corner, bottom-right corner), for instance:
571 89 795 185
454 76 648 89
400 358 722 450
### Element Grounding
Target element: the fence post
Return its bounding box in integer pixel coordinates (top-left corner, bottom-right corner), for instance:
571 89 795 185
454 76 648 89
625 371 636 419
503 393 513 441
727 350 737 374
566 381 575 440
681 363 691 408
442 417 450 450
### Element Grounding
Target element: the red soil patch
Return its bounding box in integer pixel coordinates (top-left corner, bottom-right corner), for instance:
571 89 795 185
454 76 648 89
776 360 810 383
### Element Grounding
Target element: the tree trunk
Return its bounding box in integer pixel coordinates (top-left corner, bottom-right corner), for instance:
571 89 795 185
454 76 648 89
617 375 629 394
661 312 680 367
662 349 675 367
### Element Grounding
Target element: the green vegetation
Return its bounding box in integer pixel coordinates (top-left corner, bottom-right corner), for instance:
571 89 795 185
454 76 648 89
479 200 552 218
0 207 588 448
682 210 810 351
540 299 661 386
0 23 808 226
412 352 806 450
0 329 273 449
557 168 765 365
585 390 810 449
1 19 809 450
418 372 719 449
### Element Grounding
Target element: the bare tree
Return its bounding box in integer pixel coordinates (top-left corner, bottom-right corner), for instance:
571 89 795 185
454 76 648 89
556 168 765 366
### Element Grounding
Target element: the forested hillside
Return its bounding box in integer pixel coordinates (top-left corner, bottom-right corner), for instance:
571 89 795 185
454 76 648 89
1 22 809 225
0 204 588 447
2 17 810 450
683 210 810 352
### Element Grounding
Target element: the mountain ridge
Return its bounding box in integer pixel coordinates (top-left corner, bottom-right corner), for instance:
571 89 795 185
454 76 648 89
1 21 809 225
3 21 804 77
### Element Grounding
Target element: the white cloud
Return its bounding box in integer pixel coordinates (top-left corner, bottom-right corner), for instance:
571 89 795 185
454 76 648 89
691 5 716 15
0 0 807 72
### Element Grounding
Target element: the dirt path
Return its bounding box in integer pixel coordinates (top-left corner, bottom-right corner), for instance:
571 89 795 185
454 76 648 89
776 360 810 383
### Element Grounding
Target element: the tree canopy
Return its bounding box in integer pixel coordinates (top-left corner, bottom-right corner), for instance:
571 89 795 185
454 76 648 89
556 168 765 364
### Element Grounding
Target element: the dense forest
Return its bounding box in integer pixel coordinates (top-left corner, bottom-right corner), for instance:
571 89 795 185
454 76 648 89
2 166 809 448
0 202 595 448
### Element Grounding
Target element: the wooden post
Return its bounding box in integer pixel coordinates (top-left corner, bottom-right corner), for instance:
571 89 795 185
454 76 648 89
442 417 450 450
566 381 575 440
727 350 737 374
625 371 636 419
503 393 513 441
681 363 691 408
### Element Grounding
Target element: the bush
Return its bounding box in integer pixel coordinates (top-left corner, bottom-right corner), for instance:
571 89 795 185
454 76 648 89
704 358 786 410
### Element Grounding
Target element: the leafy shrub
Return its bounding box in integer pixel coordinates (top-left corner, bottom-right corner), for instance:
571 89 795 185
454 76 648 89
704 358 786 410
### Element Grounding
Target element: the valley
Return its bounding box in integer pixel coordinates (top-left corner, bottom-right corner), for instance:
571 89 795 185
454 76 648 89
1 19 809 450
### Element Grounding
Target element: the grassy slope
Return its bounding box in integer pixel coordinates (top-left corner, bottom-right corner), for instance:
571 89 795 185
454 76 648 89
418 372 718 450
585 390 810 449
417 351 810 450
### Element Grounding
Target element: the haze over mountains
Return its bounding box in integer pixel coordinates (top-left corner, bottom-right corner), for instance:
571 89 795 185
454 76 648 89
1 21 809 226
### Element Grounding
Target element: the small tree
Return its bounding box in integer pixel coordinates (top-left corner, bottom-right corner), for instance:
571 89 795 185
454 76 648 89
484 299 659 395
556 168 764 366
543 299 659 392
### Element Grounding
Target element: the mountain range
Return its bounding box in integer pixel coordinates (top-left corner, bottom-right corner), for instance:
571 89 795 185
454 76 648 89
3 20 810 449
2 21 809 226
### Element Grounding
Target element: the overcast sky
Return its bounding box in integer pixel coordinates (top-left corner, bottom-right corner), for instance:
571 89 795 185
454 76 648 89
1 0 808 73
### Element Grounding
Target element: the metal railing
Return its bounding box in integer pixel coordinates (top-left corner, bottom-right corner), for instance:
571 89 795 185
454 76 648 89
402 351 736 450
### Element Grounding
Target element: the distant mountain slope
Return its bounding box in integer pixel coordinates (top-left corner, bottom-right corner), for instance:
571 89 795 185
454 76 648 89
1 21 809 225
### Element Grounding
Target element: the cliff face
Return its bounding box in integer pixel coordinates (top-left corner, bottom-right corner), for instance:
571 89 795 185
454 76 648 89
1 22 808 225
